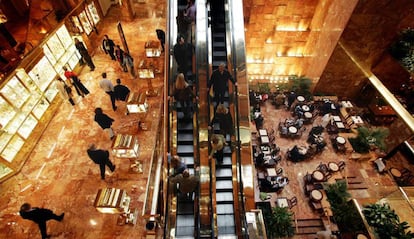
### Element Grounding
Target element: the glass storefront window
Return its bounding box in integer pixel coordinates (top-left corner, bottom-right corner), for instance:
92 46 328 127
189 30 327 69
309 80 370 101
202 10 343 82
0 76 30 108
88 3 100 25
28 57 57 91
1 135 24 162
79 11 93 35
0 163 13 178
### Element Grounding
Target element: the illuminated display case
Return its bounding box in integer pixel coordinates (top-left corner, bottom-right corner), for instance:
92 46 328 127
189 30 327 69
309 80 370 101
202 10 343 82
0 24 81 178
137 60 155 79
0 163 13 178
126 92 148 114
94 188 138 225
112 134 139 159
79 11 93 35
87 3 100 25
145 41 161 58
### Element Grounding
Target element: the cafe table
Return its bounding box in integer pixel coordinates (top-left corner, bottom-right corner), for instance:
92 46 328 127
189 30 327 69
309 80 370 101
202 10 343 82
328 162 339 172
310 189 323 202
356 234 368 239
276 197 289 208
301 105 310 112
304 112 312 119
336 136 346 145
288 126 298 134
267 168 277 177
390 168 402 178
351 116 364 125
259 129 267 136
297 95 305 102
335 121 345 130
332 115 341 122
312 170 325 182
261 136 270 145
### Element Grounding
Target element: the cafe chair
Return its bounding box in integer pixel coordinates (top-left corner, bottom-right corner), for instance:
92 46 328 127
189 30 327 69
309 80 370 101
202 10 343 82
267 128 275 137
276 167 283 176
288 196 298 209
338 161 346 171
304 172 313 185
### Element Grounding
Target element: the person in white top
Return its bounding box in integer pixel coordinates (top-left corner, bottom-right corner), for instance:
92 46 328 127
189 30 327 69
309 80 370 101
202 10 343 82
99 72 117 111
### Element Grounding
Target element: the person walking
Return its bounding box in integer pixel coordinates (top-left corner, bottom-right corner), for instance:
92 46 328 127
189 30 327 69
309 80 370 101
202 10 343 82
173 35 192 75
19 203 64 239
86 144 116 180
114 45 126 71
168 153 187 176
94 107 115 140
156 29 165 52
55 77 75 106
114 78 130 101
63 66 89 97
208 62 237 104
209 133 227 164
102 35 116 60
176 10 191 41
122 51 135 77
99 72 117 111
74 38 95 71
172 73 195 119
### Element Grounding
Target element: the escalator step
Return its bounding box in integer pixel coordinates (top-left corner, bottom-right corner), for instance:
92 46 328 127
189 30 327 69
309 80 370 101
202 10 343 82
217 204 234 214
182 156 194 165
177 145 194 154
177 214 195 227
176 226 195 237
178 134 193 141
178 122 193 130
216 168 232 177
216 192 233 201
216 180 233 190
222 157 232 165
213 51 226 56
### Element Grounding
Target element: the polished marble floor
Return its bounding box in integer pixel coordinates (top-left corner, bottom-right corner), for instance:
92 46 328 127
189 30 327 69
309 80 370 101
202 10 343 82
0 3 166 239
0 2 411 239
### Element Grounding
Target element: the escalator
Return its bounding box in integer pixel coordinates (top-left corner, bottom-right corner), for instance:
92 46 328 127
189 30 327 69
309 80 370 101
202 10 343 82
171 0 198 238
209 0 237 237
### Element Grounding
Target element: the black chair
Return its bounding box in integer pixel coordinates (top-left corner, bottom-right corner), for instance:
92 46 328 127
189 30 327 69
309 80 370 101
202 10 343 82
289 196 298 209
338 161 346 171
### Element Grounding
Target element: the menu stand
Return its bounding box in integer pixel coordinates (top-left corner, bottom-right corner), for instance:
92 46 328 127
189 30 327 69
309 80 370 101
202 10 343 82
112 134 142 173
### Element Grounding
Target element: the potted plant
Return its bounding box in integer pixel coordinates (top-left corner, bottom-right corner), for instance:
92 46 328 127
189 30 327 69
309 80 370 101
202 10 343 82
324 180 365 236
266 206 295 238
288 75 312 99
348 126 389 153
363 203 414 239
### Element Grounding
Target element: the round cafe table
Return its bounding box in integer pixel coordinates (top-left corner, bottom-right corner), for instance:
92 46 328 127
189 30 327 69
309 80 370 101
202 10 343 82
310 189 323 202
301 105 310 112
288 126 298 134
356 234 368 239
297 96 305 102
328 162 339 172
304 112 312 119
336 136 346 145
390 168 402 178
312 170 324 182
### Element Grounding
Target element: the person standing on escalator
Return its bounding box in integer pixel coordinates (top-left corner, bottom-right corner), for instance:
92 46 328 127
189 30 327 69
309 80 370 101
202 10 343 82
208 63 237 105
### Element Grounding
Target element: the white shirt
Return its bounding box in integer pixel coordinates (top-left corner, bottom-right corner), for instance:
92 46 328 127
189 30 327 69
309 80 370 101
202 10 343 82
99 78 114 92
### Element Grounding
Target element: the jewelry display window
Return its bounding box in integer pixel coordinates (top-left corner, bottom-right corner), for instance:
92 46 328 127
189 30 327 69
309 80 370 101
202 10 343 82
0 97 16 134
20 90 42 116
67 47 81 69
56 25 73 49
46 34 65 61
78 11 93 35
32 97 50 120
1 134 25 162
44 85 59 102
0 76 30 108
43 45 57 65
71 16 83 33
18 114 38 139
28 57 57 91
0 163 13 178
16 70 38 92
87 3 100 25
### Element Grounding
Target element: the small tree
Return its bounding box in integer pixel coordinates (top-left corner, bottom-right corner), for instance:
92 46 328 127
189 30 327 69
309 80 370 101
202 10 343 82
363 203 414 239
267 207 295 238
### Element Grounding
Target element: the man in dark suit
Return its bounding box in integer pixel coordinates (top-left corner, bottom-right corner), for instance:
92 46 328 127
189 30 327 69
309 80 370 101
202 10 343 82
19 203 64 239
208 62 237 104
87 144 116 180
114 78 130 101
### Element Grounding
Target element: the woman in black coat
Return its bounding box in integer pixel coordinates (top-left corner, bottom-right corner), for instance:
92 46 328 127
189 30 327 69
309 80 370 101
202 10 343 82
209 103 234 136
94 107 115 140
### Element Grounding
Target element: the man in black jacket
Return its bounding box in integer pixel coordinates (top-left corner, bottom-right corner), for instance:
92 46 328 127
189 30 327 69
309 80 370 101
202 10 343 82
114 78 130 101
19 203 64 239
87 144 116 180
208 63 237 104
173 35 192 74
102 35 116 60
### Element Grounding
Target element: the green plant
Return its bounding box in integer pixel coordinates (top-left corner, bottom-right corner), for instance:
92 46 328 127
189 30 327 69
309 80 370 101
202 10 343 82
348 126 389 153
267 207 295 238
363 203 414 239
324 180 365 233
288 75 312 99
257 83 271 94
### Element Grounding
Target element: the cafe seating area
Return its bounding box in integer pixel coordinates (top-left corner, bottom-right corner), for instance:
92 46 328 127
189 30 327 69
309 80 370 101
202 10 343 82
251 90 414 238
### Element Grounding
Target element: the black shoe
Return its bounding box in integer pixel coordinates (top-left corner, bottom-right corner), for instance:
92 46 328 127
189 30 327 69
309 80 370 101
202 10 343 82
111 165 116 172
58 213 65 221
113 106 118 111
110 136 115 140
